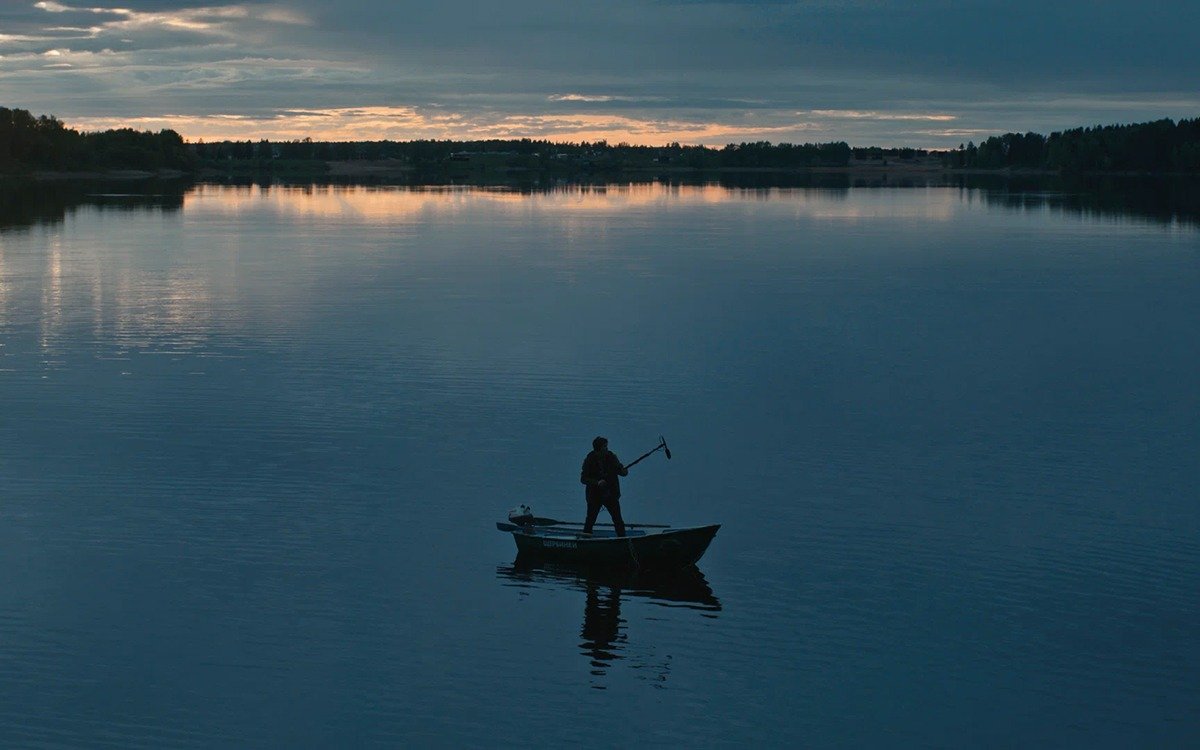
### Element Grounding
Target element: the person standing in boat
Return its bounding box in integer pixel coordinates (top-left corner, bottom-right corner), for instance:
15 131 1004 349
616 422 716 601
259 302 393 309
580 436 628 537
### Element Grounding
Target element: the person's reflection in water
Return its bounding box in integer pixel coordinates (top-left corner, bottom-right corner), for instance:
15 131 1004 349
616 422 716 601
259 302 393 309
580 581 625 686
497 562 720 689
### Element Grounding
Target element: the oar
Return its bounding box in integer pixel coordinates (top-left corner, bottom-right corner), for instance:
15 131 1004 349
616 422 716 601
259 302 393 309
530 516 670 529
622 435 672 472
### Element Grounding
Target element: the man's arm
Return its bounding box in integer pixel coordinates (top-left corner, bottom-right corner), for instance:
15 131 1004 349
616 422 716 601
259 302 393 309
612 454 629 477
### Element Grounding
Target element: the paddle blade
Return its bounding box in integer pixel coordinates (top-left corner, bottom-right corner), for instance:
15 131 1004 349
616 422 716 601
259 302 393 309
660 435 672 460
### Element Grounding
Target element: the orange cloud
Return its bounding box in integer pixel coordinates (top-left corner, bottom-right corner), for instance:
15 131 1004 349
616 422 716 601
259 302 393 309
66 106 826 146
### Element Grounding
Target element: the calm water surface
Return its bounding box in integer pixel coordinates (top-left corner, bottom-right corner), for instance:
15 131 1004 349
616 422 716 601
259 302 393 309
0 182 1196 747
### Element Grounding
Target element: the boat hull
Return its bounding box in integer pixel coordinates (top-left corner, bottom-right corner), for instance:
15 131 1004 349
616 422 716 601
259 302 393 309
506 524 720 569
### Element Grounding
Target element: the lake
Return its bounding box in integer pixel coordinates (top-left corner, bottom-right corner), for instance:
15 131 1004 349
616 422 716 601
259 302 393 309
0 178 1196 747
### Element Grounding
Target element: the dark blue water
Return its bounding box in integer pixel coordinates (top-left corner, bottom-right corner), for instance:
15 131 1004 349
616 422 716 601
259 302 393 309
0 183 1196 747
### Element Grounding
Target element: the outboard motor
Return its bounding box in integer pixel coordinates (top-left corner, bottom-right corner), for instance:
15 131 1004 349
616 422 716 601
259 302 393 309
507 504 534 526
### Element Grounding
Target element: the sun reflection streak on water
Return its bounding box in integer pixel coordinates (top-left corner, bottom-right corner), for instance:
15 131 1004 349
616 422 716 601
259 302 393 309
180 182 965 223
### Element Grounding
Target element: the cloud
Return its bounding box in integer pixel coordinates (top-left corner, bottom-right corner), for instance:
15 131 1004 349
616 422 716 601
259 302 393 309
548 94 666 104
808 110 957 122
21 1 310 44
913 129 995 139
550 94 615 103
0 1 1196 149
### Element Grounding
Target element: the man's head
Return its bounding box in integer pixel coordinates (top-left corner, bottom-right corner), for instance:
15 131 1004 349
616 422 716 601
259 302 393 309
592 436 608 451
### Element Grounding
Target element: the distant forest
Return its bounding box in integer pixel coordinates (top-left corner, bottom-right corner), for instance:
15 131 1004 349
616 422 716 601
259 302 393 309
948 118 1200 172
0 107 194 172
190 137 855 171
2 105 1198 176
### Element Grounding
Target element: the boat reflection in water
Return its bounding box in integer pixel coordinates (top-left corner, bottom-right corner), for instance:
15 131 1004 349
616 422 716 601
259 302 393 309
497 561 720 688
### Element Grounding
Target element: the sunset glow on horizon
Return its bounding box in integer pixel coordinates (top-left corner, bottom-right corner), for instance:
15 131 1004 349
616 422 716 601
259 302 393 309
64 107 837 146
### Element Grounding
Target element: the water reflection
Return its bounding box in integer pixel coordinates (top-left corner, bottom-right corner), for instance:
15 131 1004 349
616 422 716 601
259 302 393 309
961 174 1200 228
0 179 187 231
1 177 1193 369
497 562 720 689
2 175 1195 235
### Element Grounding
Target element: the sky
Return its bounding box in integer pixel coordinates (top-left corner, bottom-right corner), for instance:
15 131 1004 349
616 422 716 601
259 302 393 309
0 0 1197 148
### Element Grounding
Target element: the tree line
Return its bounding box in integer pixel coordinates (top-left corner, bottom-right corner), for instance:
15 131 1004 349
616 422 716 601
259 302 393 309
0 107 195 173
3 105 1198 175
191 137 854 170
946 118 1200 173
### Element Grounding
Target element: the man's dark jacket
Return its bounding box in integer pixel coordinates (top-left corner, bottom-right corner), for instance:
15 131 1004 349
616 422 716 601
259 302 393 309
580 449 628 501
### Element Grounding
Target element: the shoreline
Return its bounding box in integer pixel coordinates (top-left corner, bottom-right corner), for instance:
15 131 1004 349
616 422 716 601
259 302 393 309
8 164 1197 183
26 168 188 182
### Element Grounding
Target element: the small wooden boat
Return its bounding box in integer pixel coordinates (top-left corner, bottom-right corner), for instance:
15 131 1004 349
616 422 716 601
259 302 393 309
496 515 720 569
